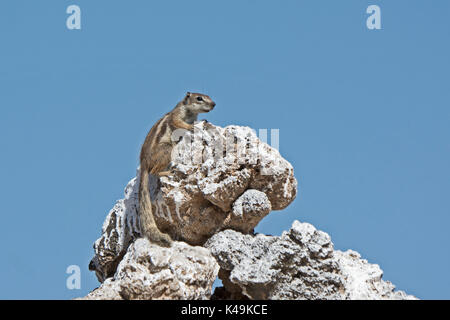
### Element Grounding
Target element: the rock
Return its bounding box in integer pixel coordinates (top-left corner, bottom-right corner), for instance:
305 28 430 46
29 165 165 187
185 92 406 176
205 220 416 300
89 121 297 281
335 250 414 300
81 238 219 300
88 178 141 282
84 121 415 300
224 189 272 234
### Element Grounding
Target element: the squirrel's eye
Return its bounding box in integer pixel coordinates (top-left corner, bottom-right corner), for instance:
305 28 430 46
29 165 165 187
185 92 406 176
196 96 203 102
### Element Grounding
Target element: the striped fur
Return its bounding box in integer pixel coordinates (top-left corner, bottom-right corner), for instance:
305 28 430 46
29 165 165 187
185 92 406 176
138 92 215 246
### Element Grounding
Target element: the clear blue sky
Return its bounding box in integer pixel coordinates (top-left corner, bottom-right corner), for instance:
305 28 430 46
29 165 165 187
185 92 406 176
0 0 449 299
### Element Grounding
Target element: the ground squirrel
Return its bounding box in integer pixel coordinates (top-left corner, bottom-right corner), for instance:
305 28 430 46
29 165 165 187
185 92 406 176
139 92 216 246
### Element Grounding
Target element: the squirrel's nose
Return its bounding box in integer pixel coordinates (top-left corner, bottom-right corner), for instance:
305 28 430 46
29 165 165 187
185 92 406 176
211 102 216 108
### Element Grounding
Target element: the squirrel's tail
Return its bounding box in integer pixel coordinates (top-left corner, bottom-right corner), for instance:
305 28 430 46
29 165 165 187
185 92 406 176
138 168 172 247
138 168 156 238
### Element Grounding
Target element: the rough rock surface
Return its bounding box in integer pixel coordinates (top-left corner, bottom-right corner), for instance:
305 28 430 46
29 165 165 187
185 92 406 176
81 238 219 300
334 250 413 300
205 220 416 300
89 122 297 281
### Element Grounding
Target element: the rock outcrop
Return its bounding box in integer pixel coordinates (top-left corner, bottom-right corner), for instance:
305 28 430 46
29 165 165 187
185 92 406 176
205 221 415 300
89 122 297 282
83 122 415 300
82 239 218 300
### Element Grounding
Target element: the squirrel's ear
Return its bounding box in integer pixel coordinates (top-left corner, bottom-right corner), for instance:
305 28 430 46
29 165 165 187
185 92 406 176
183 92 191 104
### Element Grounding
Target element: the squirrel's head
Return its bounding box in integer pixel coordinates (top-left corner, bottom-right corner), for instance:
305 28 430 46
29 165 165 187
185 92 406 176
183 92 216 113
